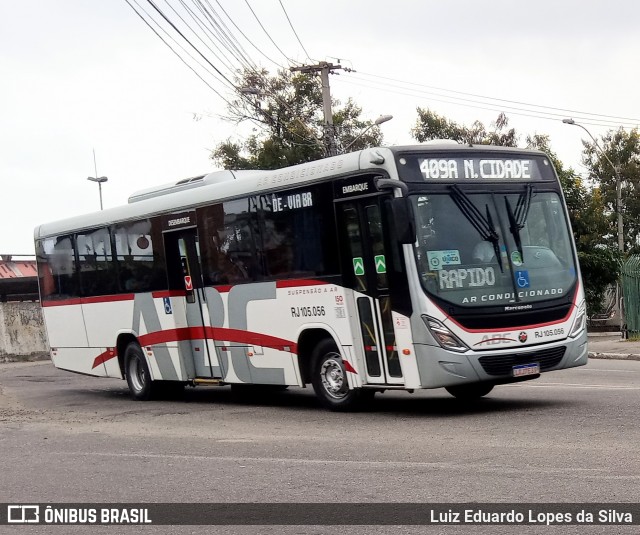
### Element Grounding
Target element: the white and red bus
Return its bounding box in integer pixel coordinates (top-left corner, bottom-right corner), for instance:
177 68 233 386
35 144 587 410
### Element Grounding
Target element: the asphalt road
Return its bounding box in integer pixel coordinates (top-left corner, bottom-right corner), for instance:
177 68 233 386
1 359 639 534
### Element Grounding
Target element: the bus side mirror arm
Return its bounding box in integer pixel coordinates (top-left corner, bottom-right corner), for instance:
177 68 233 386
375 179 416 245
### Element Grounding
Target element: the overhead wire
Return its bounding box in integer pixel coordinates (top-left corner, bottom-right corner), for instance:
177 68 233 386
125 0 236 106
143 0 238 88
351 71 640 127
212 0 284 69
334 74 638 129
277 0 313 62
168 0 239 72
128 0 326 149
191 0 259 71
243 0 300 65
127 0 272 135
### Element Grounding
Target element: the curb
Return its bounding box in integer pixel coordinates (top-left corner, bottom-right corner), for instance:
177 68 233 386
588 352 640 361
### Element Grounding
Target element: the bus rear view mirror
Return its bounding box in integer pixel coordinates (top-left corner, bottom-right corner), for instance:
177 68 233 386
391 197 416 244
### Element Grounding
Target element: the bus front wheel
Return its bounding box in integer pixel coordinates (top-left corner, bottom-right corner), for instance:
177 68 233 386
311 340 364 411
124 342 156 401
445 383 494 400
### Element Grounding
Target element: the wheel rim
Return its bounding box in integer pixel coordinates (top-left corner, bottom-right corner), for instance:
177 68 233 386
128 355 146 393
320 355 348 399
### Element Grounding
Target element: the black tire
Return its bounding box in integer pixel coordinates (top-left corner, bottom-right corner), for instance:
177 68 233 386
445 383 494 401
311 339 364 411
124 342 157 401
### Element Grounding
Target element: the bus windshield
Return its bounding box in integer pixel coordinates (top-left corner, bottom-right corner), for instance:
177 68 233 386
412 188 577 307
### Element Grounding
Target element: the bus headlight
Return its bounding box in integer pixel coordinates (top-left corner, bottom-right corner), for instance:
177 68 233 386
569 302 587 338
423 315 469 353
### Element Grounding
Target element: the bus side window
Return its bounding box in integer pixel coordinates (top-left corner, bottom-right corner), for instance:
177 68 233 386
198 200 256 285
76 228 116 297
36 235 79 300
113 219 166 292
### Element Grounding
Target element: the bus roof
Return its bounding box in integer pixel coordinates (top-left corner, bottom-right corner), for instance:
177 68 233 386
34 143 549 240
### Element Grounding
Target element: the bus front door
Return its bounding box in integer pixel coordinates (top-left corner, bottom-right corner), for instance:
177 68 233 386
336 197 404 386
164 228 222 380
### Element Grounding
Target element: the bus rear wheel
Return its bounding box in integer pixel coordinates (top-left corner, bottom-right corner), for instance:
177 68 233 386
124 342 157 401
311 340 364 411
445 383 494 400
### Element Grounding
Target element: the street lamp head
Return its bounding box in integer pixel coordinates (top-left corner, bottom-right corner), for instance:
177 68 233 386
87 176 108 183
562 118 576 125
374 114 393 126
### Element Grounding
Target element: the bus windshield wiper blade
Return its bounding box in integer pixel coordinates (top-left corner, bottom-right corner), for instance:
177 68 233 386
504 196 523 261
449 185 504 272
515 184 533 227
505 185 533 262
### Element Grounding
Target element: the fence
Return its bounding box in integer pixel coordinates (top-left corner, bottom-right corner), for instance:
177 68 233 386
621 256 640 338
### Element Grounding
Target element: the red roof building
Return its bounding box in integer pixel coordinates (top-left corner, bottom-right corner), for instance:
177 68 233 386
0 256 38 301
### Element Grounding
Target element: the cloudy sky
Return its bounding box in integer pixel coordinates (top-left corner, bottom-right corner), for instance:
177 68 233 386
2 0 639 253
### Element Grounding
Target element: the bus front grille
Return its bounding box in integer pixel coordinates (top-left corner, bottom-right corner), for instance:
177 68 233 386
478 346 567 376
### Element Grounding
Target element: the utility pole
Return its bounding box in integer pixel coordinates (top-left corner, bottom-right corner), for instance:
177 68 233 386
290 61 343 157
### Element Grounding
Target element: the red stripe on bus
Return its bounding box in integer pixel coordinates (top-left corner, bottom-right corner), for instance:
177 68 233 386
82 294 135 305
213 280 327 293
91 327 298 369
276 279 328 288
151 290 185 299
42 295 136 307
41 298 83 307
46 279 329 306
212 285 233 293
342 360 357 374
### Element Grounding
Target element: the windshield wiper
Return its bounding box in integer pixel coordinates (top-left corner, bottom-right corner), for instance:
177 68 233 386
449 185 504 272
504 185 533 262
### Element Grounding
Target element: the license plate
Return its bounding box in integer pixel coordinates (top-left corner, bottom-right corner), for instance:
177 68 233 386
513 363 540 377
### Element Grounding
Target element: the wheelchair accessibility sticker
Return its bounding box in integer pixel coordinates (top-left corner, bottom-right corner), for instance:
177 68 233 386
515 270 530 289
163 297 173 315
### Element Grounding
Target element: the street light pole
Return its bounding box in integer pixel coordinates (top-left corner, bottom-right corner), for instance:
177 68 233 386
343 115 393 153
563 118 624 253
87 176 108 210
563 118 625 336
87 148 108 210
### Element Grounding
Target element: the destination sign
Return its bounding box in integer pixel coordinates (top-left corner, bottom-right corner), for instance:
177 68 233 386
396 154 554 182
420 158 540 180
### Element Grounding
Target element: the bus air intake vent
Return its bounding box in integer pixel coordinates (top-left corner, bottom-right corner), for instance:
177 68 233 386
478 346 566 376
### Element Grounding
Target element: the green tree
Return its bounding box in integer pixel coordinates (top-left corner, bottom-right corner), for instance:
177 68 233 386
581 127 640 253
212 69 384 170
411 109 517 146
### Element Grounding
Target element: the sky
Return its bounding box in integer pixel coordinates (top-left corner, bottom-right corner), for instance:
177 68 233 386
2 0 639 254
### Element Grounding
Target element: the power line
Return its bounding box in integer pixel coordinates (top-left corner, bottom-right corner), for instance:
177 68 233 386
277 0 313 62
144 0 236 88
212 0 284 69
129 1 325 150
354 71 640 126
243 0 299 65
190 0 258 71
126 0 270 134
169 0 240 72
335 74 638 129
125 0 235 104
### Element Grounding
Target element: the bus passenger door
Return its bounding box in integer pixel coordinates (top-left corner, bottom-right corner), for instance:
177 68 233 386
164 228 221 379
336 196 404 386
